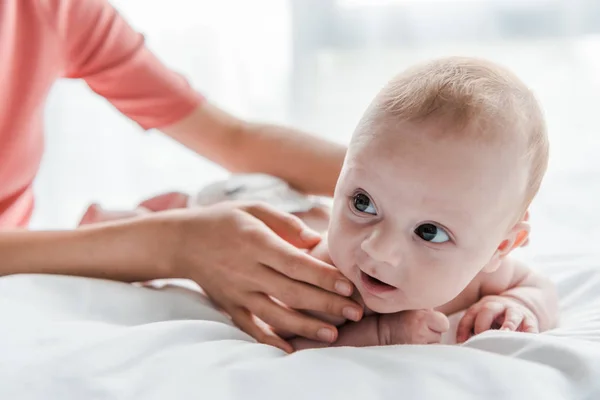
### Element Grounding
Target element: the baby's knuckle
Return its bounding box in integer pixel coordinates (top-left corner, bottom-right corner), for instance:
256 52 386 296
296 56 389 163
465 305 480 316
413 310 428 321
427 311 442 321
414 332 430 344
438 318 450 332
481 301 501 312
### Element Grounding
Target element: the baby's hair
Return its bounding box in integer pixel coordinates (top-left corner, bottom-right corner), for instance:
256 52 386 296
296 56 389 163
357 56 548 207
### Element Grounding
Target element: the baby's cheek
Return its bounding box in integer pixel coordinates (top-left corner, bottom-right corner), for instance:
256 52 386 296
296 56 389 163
409 276 455 309
327 230 356 276
430 266 480 305
328 237 350 272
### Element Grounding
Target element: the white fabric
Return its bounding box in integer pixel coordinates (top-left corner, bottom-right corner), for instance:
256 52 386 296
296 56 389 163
187 173 320 213
1 255 600 399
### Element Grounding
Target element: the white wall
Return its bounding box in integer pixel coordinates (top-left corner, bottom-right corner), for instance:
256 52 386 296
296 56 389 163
31 1 600 259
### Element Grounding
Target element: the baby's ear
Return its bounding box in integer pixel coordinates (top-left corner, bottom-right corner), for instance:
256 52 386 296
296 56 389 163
482 220 530 273
500 221 530 254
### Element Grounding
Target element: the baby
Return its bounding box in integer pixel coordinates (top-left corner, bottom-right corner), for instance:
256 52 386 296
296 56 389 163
82 56 558 349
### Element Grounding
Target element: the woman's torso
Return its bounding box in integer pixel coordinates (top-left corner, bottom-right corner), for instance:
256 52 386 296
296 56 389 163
0 0 63 227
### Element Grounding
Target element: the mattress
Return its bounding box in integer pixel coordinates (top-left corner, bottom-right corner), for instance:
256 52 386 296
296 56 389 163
0 252 599 399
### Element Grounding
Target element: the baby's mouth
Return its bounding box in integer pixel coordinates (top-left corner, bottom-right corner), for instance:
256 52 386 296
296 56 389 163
359 270 397 294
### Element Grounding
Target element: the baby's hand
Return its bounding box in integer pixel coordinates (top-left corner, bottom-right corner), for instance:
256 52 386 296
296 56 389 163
456 295 539 343
381 309 450 345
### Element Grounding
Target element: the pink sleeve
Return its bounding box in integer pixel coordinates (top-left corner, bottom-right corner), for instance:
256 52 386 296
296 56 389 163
41 0 202 130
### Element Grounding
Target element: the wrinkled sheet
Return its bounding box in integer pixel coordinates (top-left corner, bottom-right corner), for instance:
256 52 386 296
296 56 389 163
1 254 599 399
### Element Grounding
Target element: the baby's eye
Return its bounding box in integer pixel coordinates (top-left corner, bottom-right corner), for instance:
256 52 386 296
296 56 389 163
352 192 377 215
415 223 450 243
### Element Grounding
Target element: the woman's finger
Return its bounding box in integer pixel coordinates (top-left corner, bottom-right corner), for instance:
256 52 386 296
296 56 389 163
500 307 524 331
474 302 506 334
255 230 354 297
229 307 294 353
249 293 339 343
243 202 322 249
255 267 362 321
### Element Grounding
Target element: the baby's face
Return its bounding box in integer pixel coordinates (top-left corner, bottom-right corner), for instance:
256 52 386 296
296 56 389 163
327 119 528 313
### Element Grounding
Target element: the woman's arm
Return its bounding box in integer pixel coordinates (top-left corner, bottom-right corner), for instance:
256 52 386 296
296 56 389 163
0 220 171 282
160 103 346 197
44 0 345 197
0 203 362 352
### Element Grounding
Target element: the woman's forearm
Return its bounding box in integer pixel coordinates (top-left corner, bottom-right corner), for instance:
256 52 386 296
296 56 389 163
0 219 173 282
160 102 346 197
233 122 346 197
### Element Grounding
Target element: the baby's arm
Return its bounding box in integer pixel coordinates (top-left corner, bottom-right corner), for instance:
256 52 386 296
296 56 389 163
449 257 558 342
291 309 449 350
482 257 558 331
290 316 381 350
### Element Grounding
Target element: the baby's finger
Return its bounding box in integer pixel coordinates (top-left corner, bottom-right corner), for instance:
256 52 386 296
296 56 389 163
500 307 524 332
230 307 294 354
426 331 443 344
456 306 479 343
427 311 450 333
520 315 539 333
474 302 506 335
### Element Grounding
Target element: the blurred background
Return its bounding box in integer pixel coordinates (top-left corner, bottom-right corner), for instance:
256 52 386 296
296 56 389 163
33 0 600 257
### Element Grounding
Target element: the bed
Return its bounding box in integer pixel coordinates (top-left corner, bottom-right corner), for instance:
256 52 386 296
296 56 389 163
0 249 599 399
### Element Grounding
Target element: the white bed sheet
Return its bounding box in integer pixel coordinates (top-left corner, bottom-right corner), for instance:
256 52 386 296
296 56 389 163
1 254 600 400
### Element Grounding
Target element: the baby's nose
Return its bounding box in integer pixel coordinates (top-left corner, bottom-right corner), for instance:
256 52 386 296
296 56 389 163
360 227 404 268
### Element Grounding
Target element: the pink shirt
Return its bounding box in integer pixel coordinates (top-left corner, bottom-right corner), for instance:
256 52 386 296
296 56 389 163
0 0 202 228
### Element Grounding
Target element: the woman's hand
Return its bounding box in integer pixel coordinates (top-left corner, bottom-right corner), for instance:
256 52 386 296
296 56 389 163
157 201 363 353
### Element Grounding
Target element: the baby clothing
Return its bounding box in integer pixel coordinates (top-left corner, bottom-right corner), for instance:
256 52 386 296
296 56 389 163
188 174 322 214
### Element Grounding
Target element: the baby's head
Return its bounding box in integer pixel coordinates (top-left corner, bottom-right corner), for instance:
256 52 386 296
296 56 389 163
327 57 548 313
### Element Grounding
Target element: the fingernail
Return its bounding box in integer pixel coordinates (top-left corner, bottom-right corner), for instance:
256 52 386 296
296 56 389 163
300 229 321 241
343 307 361 321
317 328 335 343
335 280 352 296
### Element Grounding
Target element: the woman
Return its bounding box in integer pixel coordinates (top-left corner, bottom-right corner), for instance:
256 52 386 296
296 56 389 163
0 0 362 352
